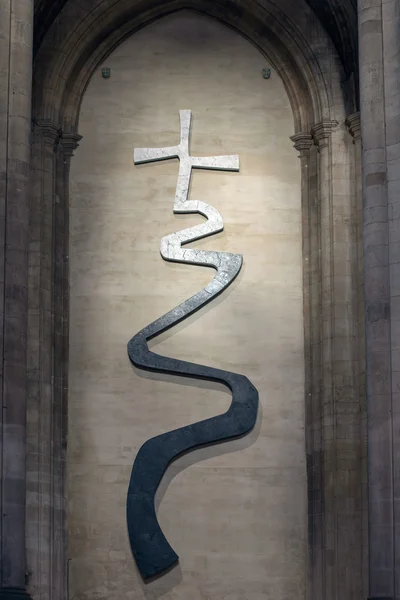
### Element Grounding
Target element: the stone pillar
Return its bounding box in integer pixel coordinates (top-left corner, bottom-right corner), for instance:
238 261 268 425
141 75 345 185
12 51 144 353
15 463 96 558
0 0 33 597
306 141 323 600
26 120 61 599
25 128 81 600
358 0 400 597
291 132 319 600
291 135 314 390
292 121 365 599
311 120 338 600
307 119 364 600
347 111 369 597
52 132 82 600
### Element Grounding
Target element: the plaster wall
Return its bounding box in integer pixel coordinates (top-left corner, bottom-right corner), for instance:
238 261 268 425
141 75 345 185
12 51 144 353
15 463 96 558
68 11 305 600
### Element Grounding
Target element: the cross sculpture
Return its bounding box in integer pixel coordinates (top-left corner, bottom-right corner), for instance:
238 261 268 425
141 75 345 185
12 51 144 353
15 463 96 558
126 110 259 580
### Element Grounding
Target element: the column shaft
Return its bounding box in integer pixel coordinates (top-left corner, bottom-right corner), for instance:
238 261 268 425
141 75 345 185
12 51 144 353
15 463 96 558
309 119 364 599
25 129 81 600
26 121 60 598
358 0 400 596
348 112 369 598
0 0 33 593
312 122 337 600
291 132 320 600
308 143 324 600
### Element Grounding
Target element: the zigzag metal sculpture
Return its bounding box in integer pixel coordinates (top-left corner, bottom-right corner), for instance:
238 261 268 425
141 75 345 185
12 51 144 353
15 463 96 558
127 110 259 580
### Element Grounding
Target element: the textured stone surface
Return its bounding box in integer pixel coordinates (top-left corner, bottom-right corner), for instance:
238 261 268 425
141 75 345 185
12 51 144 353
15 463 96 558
358 0 400 596
26 0 365 598
0 0 33 593
26 120 62 600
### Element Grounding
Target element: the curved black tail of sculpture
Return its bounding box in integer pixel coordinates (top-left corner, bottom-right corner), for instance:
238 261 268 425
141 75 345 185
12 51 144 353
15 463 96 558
126 342 259 579
127 256 259 580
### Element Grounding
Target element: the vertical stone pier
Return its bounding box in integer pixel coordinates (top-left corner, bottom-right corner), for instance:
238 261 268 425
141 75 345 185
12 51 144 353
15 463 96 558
358 0 400 597
0 0 33 598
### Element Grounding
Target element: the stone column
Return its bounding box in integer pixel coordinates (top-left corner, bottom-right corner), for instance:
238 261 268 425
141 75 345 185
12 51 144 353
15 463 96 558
0 0 34 598
291 132 320 600
358 0 400 597
291 134 314 397
25 128 81 600
306 141 323 600
309 119 364 600
311 120 338 600
347 111 368 597
52 132 82 600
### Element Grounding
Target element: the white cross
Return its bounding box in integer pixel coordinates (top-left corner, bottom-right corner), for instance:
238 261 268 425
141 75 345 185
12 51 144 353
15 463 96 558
134 110 239 206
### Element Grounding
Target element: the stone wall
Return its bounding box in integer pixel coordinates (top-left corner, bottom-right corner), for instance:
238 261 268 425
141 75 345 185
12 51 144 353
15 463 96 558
68 12 305 600
358 0 400 596
0 0 33 595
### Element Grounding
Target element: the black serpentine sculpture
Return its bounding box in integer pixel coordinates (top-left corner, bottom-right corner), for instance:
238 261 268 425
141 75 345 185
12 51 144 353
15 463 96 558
127 110 259 579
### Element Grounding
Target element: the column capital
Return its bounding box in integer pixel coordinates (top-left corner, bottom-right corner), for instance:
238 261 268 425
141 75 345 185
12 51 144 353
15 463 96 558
311 120 338 149
33 119 61 149
346 112 361 143
60 132 82 157
290 132 313 156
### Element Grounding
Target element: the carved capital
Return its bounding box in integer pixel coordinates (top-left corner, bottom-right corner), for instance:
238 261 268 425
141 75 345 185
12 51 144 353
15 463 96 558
311 120 338 149
61 132 82 157
346 112 361 143
33 119 61 149
290 132 313 156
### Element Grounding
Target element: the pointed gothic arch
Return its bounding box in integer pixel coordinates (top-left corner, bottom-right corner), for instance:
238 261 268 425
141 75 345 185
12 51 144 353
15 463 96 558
32 0 352 132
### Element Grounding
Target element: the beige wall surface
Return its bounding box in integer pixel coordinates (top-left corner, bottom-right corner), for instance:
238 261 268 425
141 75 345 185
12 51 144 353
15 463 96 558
68 11 305 600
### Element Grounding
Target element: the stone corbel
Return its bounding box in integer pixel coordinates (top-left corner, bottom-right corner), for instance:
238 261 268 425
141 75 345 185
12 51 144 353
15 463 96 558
311 120 338 149
60 132 82 158
33 119 62 149
291 132 314 156
346 112 361 144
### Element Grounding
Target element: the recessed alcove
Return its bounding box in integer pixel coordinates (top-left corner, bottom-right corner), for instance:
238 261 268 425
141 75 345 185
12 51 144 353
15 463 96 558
68 10 305 599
